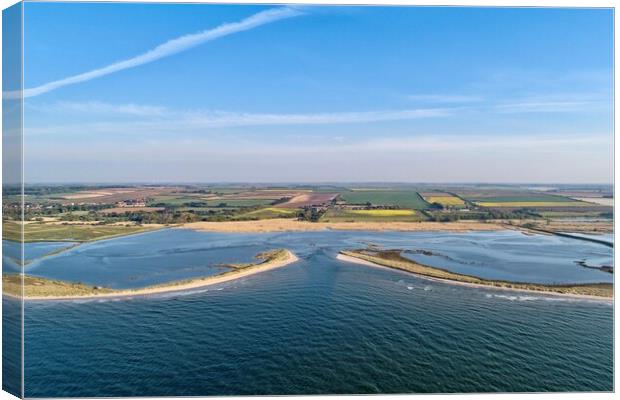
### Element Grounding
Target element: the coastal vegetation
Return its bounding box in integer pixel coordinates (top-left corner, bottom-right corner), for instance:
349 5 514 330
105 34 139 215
339 249 613 298
3 220 161 242
3 274 116 297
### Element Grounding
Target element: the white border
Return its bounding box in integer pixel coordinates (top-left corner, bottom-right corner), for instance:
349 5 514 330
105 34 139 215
0 1 616 400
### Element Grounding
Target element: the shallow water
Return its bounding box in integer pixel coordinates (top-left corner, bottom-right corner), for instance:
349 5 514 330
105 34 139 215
24 229 614 287
9 229 614 395
3 240 79 272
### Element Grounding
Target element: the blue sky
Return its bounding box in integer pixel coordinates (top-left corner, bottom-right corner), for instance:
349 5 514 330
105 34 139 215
18 3 613 183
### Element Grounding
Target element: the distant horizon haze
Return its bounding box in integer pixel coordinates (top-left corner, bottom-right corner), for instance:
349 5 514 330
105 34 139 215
17 181 614 187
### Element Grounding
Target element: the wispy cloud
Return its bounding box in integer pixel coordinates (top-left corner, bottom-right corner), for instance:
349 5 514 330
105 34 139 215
28 101 169 117
25 102 451 135
178 108 450 127
495 99 610 113
407 91 610 113
407 94 483 103
4 7 303 99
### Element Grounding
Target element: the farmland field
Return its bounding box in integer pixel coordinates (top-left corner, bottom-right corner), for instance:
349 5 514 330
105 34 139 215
476 201 591 208
277 193 338 208
150 195 276 208
217 189 308 200
463 194 577 203
99 207 165 214
234 207 298 220
206 199 275 207
341 190 429 209
321 209 423 222
55 187 181 203
572 197 614 206
349 209 415 216
421 193 465 207
538 210 613 219
148 195 210 206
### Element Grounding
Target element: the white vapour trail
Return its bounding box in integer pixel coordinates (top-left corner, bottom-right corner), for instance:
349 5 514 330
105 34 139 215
4 7 302 99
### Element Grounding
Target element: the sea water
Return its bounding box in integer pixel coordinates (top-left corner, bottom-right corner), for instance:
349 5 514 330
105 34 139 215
6 229 614 395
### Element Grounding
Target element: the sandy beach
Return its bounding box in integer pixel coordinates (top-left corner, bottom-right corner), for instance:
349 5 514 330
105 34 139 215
182 219 505 233
336 253 612 301
15 250 299 301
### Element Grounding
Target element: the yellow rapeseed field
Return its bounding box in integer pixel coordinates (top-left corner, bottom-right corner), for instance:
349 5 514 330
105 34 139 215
425 196 465 206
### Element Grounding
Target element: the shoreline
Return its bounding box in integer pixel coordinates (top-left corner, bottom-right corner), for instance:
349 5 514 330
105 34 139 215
336 253 612 301
181 219 506 233
8 249 299 301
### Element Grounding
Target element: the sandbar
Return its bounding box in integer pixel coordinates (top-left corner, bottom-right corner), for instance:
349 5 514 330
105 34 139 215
5 249 298 301
337 252 612 300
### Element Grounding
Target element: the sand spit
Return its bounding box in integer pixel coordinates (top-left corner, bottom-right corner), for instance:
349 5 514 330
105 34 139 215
7 250 299 301
336 253 612 301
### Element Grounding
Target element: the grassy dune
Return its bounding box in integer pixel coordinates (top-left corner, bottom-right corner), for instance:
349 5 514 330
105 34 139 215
3 221 161 242
3 274 115 298
340 249 612 298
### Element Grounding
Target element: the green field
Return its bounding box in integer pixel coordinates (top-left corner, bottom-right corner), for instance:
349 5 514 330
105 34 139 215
209 199 275 207
341 190 429 210
465 194 577 203
176 206 237 212
148 195 207 206
475 201 590 208
149 195 274 208
3 221 160 242
538 211 613 219
233 207 299 220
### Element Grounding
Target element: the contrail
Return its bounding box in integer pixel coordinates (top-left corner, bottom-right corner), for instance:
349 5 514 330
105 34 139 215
5 7 303 99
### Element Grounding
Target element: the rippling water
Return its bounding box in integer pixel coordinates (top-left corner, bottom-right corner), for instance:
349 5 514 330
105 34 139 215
8 229 615 396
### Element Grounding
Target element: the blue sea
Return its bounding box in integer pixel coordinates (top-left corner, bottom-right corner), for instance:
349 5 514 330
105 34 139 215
2 229 614 396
